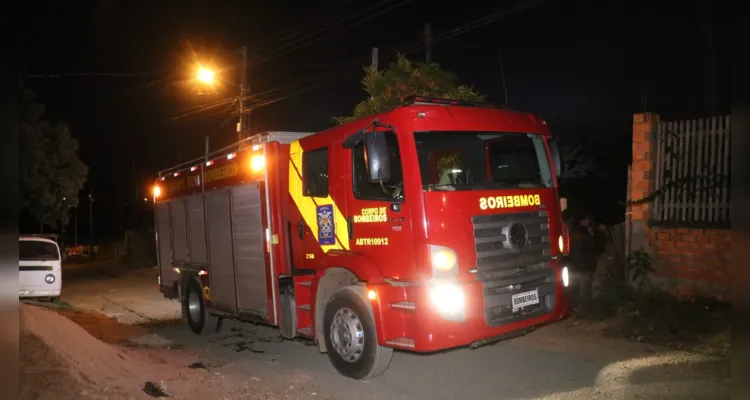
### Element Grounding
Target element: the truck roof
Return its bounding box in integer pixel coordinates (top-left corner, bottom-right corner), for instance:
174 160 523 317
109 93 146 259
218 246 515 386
158 131 314 177
311 95 552 144
19 234 59 245
156 97 550 177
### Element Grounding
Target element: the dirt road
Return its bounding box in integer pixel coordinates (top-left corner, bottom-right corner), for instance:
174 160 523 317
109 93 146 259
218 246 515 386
63 261 181 324
61 262 730 400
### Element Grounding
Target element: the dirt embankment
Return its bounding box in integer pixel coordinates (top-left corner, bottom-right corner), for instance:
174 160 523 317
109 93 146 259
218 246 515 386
19 304 274 400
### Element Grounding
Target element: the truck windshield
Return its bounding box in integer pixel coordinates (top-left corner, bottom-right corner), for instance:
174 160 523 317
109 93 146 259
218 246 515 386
414 131 554 191
19 240 60 261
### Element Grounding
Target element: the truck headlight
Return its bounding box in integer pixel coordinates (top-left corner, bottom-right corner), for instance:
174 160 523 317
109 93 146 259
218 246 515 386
430 283 465 318
429 245 458 278
558 235 564 253
562 266 570 288
45 274 55 284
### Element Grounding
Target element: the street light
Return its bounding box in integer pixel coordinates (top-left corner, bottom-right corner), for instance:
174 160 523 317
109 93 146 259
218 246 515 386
194 45 248 144
197 66 215 84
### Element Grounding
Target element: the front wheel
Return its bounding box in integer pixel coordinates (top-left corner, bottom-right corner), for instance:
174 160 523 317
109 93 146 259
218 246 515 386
323 287 393 380
183 279 222 336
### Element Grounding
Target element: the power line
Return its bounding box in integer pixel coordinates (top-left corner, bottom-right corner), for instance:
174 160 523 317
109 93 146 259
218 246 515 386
248 0 413 69
94 78 169 105
151 0 550 125
90 1 374 107
22 71 166 79
242 0 551 113
166 99 238 122
248 0 361 56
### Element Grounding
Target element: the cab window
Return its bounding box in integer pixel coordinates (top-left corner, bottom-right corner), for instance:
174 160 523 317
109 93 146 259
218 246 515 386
303 147 329 197
352 131 404 201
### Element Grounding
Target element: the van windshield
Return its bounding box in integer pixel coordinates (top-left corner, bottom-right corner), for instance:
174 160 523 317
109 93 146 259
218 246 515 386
19 240 60 261
414 131 554 191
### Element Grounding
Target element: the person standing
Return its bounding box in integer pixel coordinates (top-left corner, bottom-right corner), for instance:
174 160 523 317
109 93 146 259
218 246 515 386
568 213 599 317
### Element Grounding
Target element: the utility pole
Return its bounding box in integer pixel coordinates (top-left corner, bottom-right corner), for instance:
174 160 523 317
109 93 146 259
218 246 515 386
205 135 210 162
237 45 248 143
425 24 433 63
498 47 509 105
88 193 94 258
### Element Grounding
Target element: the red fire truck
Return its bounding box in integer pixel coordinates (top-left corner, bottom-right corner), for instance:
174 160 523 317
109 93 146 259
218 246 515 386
152 96 571 380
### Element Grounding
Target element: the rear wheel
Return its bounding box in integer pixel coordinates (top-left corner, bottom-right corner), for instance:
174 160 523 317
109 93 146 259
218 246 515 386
323 288 393 380
183 279 222 335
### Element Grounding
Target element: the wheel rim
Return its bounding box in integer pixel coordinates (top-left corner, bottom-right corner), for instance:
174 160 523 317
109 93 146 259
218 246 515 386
187 287 202 322
329 307 365 362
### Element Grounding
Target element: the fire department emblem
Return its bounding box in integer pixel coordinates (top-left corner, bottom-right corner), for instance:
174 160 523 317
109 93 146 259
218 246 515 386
316 205 335 245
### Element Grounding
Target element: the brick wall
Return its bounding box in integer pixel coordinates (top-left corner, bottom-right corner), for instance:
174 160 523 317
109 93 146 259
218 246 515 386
630 113 730 300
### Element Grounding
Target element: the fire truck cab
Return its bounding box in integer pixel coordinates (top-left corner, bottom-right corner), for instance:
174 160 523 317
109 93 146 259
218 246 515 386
153 96 571 380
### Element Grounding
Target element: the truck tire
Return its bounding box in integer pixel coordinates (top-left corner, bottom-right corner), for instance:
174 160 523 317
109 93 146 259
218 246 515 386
183 279 222 336
323 287 393 380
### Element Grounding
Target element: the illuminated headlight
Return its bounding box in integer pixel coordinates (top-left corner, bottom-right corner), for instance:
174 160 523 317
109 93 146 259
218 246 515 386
45 274 55 284
429 245 458 278
430 283 465 317
558 235 564 253
562 266 570 288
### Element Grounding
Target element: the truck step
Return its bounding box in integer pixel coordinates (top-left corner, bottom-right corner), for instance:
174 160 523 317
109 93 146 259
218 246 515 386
293 276 315 333
296 327 313 337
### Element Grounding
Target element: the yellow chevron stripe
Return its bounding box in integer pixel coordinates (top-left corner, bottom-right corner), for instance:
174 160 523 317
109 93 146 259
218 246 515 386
288 140 350 252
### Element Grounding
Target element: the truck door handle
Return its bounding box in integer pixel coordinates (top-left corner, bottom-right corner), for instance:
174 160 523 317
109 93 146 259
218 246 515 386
347 216 354 240
297 219 305 240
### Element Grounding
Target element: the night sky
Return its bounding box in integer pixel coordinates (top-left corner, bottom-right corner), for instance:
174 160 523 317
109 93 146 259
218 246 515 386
20 0 729 240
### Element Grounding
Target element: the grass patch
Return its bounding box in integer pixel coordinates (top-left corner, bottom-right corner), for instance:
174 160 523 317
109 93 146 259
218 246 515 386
584 281 730 356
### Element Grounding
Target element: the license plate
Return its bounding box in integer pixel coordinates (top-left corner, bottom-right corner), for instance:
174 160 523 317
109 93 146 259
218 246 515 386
512 289 539 311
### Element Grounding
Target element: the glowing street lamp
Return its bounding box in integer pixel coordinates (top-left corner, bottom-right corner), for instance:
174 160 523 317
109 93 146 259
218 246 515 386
197 66 215 84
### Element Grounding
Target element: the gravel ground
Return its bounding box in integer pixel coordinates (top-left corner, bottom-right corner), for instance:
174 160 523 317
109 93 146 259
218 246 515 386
59 262 730 400
62 264 181 325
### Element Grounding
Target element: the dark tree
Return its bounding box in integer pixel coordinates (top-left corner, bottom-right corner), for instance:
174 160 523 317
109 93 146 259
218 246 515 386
20 88 88 231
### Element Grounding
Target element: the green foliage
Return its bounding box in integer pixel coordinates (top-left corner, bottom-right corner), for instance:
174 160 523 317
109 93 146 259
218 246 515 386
20 88 88 229
334 54 485 125
627 249 655 291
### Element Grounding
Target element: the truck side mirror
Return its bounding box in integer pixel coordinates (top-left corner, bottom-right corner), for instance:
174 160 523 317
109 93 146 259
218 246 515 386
364 130 391 183
548 137 564 180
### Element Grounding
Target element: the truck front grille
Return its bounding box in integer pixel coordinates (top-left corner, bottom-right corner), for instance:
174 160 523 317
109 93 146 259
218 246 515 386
471 210 556 326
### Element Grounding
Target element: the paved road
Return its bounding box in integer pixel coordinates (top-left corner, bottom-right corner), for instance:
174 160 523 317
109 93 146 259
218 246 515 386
63 263 730 400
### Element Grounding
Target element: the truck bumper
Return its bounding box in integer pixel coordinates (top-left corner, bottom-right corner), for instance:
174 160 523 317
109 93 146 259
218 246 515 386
369 267 571 353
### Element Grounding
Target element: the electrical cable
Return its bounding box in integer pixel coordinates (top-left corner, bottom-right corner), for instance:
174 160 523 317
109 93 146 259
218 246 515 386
242 0 551 113
248 0 413 68
248 0 360 56
21 71 167 78
149 0 550 125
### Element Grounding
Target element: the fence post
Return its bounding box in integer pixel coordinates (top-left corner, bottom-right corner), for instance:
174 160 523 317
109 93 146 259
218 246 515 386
629 112 660 256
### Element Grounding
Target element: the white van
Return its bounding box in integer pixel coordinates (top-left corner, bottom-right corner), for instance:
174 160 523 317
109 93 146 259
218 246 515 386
19 235 62 302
